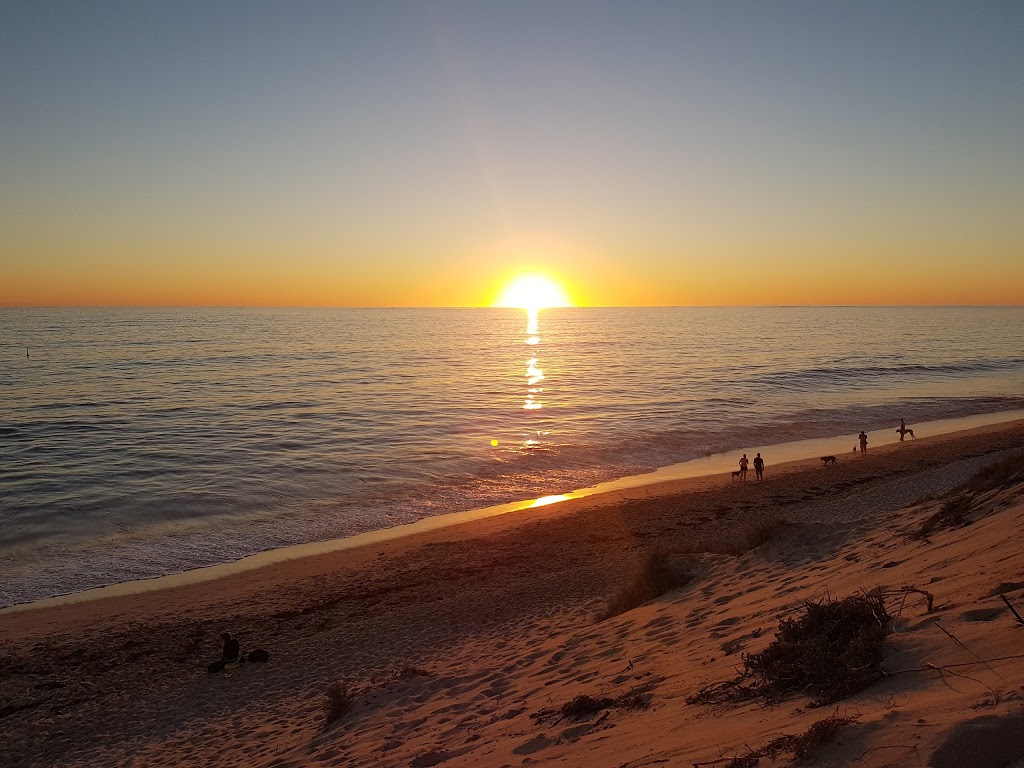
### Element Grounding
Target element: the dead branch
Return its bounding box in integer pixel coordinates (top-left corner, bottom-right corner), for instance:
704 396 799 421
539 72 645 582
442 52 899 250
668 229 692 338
889 651 1024 675
893 589 911 627
925 662 998 703
854 744 920 763
999 594 1024 626
902 587 935 613
933 619 965 647
933 619 1000 674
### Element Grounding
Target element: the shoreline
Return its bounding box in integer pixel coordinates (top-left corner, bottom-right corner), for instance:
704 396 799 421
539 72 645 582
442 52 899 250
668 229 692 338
5 407 1024 615
2 417 1023 767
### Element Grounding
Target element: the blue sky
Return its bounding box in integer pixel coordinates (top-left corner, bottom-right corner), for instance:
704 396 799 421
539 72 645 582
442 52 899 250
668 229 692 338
2 1 1022 305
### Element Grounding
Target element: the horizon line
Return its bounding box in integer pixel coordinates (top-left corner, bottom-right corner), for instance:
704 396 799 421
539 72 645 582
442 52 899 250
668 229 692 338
2 303 1023 310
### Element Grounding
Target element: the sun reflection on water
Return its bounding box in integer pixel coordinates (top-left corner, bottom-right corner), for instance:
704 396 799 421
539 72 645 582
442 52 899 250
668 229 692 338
523 308 544 410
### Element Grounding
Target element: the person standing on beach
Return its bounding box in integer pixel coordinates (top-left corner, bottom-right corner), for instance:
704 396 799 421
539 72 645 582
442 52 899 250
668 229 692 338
859 431 868 454
222 633 241 663
753 453 764 481
739 453 749 480
899 419 906 441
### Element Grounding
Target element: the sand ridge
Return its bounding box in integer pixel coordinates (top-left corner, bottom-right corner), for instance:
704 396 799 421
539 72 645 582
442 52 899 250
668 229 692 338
1 421 1024 766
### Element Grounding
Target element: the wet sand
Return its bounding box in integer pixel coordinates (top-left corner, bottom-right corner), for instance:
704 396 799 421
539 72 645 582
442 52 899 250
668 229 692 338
1 419 1023 767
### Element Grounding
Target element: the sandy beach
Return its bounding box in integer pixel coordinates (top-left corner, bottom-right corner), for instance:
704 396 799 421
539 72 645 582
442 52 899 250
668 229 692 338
3 420 1024 767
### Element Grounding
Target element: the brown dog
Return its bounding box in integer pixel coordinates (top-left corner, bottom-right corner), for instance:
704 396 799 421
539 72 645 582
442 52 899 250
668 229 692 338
821 456 837 466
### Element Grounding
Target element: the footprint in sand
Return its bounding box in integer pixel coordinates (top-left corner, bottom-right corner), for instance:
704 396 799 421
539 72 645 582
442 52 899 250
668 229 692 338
561 722 596 741
685 611 709 628
986 581 1024 596
410 749 451 767
961 607 1004 622
513 734 556 755
720 638 745 656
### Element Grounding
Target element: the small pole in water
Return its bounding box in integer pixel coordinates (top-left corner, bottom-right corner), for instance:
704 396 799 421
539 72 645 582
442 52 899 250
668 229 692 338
26 346 29 359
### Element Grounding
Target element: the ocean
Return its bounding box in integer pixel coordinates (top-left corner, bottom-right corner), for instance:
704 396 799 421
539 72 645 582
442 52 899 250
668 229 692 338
2 306 1023 607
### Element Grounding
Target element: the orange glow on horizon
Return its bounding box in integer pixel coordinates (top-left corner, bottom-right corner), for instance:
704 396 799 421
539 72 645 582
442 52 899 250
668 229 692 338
2 237 1022 307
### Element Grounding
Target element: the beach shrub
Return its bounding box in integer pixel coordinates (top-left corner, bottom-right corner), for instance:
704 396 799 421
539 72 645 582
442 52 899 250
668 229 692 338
917 495 973 538
689 592 891 706
597 546 693 621
951 450 1024 497
714 516 786 556
744 592 891 705
720 712 859 767
675 515 787 558
324 681 353 726
561 695 615 718
597 517 787 622
533 692 650 723
917 451 1024 538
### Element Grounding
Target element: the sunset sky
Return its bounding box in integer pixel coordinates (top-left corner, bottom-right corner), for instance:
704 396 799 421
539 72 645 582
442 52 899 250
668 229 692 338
2 2 1022 307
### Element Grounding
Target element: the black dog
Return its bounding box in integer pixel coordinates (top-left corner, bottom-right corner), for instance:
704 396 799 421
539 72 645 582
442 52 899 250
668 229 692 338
820 456 837 466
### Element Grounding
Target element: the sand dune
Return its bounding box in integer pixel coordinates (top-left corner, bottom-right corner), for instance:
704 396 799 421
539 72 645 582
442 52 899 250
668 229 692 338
2 421 1024 767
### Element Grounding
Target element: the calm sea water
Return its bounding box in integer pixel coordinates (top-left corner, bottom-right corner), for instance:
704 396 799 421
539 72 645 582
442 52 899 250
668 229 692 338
2 306 1023 606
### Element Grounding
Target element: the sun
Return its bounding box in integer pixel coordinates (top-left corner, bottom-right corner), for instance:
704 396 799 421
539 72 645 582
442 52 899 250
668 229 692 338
494 274 572 310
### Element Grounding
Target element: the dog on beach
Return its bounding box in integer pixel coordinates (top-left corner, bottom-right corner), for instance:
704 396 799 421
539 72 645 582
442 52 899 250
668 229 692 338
731 470 743 481
821 456 837 466
897 427 916 440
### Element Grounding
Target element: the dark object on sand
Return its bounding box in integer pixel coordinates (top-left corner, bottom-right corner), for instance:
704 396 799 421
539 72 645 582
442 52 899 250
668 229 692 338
207 648 269 672
743 592 891 704
207 632 269 672
688 592 891 706
596 547 693 621
561 694 615 718
222 632 241 662
917 495 973 538
820 455 837 466
713 713 859 767
325 681 353 725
